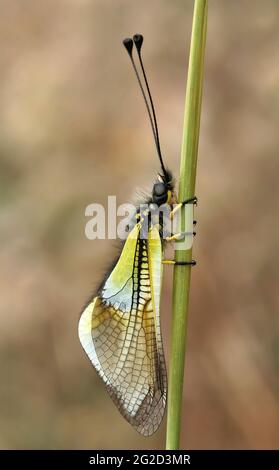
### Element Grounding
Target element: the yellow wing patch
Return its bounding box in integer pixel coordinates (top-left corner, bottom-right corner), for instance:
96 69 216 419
78 223 166 436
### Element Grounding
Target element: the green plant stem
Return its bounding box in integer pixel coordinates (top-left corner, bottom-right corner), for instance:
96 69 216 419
166 0 208 450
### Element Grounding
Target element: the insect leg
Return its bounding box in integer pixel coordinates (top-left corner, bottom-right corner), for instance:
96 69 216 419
171 196 198 218
165 231 196 242
162 260 196 266
180 196 198 206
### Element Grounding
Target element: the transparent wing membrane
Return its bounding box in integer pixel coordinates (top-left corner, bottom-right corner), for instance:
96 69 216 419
78 224 167 436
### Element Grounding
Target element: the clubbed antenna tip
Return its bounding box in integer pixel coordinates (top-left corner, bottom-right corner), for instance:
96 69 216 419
133 34 144 53
123 38 133 56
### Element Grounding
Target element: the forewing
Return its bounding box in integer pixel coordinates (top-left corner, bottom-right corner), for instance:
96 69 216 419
78 224 167 436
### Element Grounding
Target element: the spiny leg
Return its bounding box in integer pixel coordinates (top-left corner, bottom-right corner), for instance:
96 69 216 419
165 231 196 242
164 223 197 265
171 196 198 219
162 260 196 266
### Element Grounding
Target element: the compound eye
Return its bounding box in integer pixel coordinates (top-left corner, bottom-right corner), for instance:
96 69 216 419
153 182 166 197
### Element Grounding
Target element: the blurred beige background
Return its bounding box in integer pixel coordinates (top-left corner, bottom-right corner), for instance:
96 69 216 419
0 0 278 450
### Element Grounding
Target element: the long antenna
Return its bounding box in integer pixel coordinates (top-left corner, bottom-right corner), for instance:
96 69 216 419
123 36 167 177
133 34 166 176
